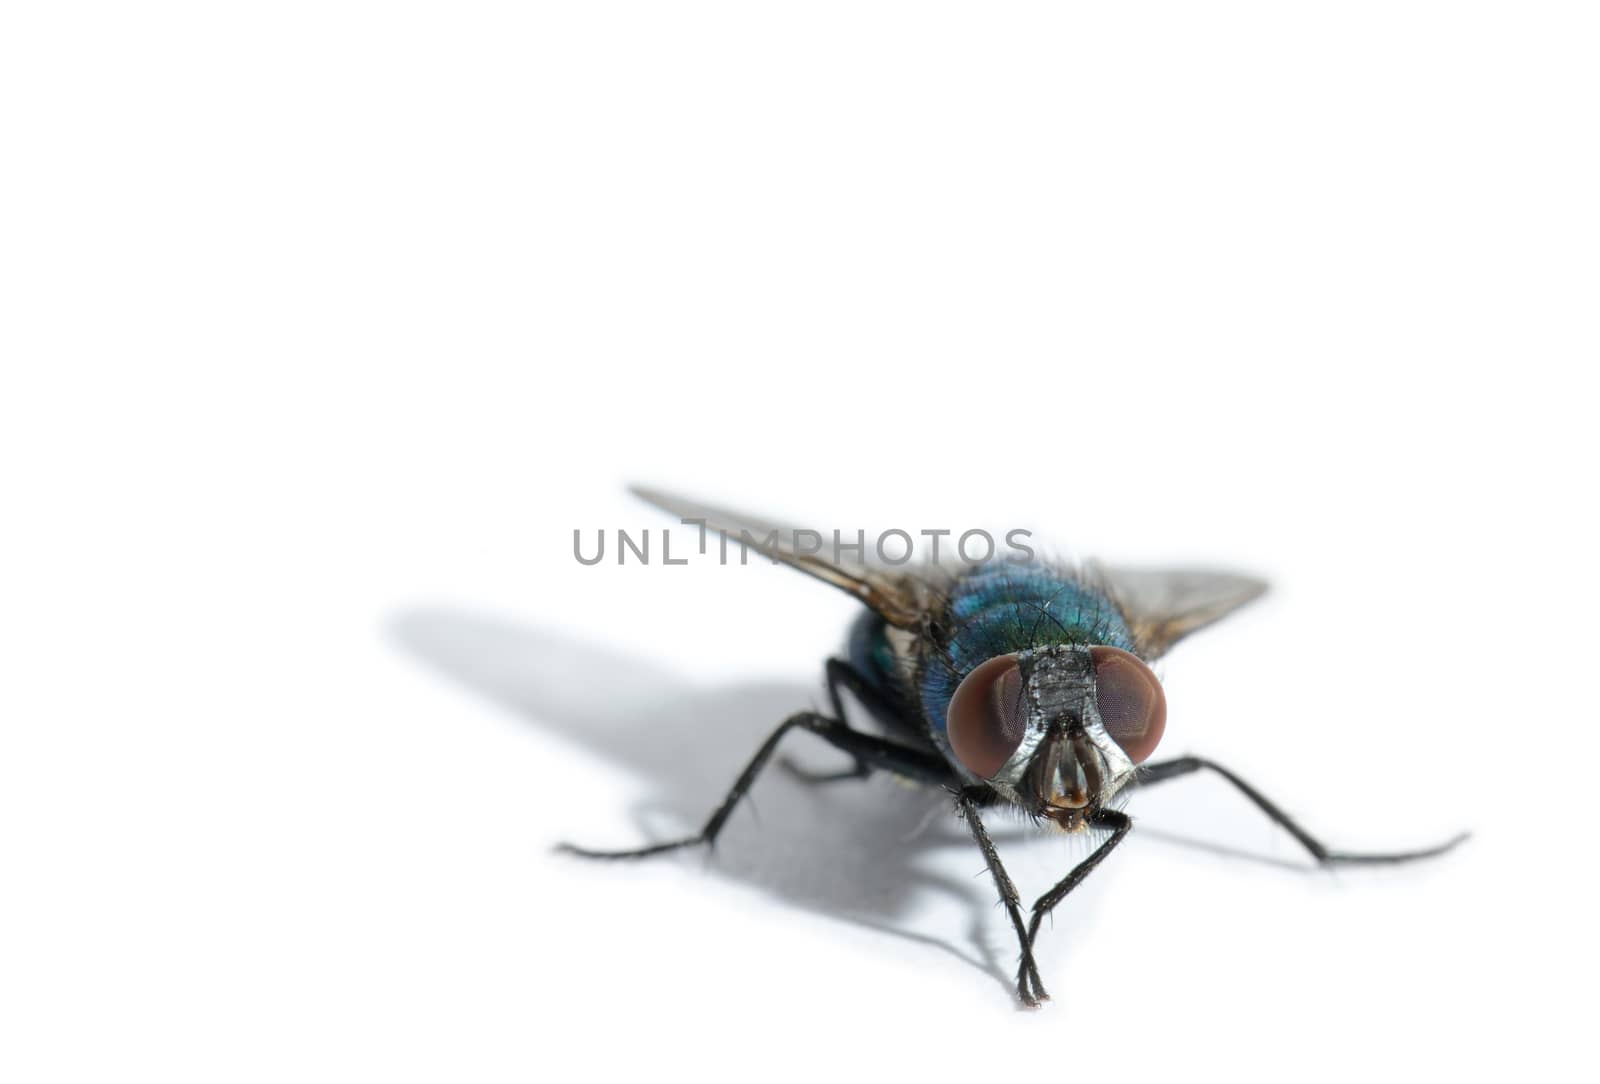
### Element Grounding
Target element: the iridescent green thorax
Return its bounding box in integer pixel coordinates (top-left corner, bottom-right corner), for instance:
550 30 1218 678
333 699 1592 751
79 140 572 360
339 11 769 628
920 562 1134 739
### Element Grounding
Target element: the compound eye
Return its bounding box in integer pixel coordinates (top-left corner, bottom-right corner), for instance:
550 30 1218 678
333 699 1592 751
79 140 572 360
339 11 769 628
1090 646 1166 763
947 654 1027 778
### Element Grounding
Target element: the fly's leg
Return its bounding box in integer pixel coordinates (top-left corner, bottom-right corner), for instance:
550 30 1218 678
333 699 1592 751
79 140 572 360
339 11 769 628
1136 756 1470 864
1024 809 1133 955
780 658 925 785
777 761 871 784
557 711 952 859
956 789 1049 1008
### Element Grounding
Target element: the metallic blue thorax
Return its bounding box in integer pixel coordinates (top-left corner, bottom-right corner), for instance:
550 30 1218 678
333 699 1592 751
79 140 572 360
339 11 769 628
921 563 1135 738
848 562 1136 745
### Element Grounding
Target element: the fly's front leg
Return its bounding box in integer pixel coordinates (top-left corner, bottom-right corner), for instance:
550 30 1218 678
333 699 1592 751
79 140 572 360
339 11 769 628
558 711 951 859
1025 809 1132 951
956 789 1048 1007
1137 756 1469 865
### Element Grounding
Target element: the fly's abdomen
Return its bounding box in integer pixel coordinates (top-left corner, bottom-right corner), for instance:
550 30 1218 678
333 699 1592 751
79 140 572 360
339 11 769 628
848 610 903 699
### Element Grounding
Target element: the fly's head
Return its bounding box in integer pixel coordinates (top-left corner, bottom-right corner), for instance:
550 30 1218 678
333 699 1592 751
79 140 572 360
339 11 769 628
945 644 1166 829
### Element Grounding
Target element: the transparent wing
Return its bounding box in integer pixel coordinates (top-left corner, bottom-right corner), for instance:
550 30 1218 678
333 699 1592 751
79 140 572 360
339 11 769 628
630 485 929 628
1092 563 1269 659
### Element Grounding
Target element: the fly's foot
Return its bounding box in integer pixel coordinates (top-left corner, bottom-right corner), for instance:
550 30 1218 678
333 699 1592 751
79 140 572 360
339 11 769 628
554 836 707 861
1016 955 1050 1007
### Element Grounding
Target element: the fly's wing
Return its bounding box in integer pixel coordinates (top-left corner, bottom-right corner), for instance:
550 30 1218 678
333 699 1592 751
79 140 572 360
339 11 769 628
630 485 929 629
1092 563 1269 659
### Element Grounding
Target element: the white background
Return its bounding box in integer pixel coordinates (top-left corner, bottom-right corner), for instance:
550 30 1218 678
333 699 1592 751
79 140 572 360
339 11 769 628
3 3 1595 1081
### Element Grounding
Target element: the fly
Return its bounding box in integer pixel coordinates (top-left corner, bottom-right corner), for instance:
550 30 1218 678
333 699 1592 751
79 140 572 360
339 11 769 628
559 486 1467 1007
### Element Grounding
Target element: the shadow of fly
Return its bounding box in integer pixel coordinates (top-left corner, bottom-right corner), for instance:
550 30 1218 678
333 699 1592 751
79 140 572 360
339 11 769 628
560 486 1467 1008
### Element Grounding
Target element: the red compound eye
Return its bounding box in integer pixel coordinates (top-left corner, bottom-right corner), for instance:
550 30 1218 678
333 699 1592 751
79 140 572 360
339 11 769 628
1089 646 1166 763
947 654 1027 778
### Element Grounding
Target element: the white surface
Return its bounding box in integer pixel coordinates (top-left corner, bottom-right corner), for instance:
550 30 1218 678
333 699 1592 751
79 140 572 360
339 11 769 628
3 4 1595 1081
